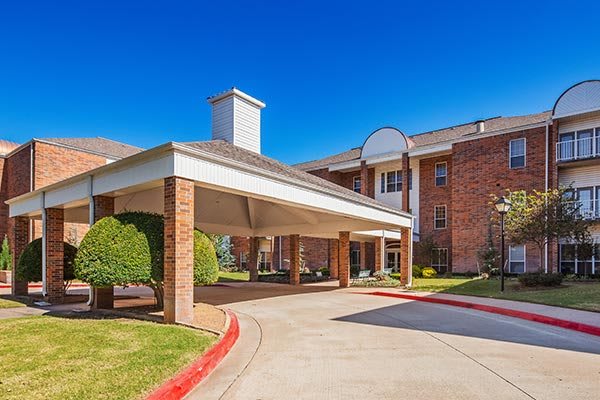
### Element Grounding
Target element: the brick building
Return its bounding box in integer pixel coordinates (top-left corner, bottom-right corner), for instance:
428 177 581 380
234 80 600 275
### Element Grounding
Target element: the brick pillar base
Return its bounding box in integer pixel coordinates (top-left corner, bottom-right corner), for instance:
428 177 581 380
10 216 29 296
163 176 195 325
329 239 339 279
46 208 64 304
289 234 300 285
374 237 384 273
93 287 114 309
338 232 350 287
400 227 411 286
249 237 259 282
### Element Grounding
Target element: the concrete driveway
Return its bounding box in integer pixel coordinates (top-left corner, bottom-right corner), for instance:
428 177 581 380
187 282 600 400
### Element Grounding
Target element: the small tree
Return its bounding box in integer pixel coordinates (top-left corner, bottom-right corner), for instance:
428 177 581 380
16 238 77 289
494 188 592 271
0 235 12 271
414 234 437 266
208 234 236 270
477 223 499 274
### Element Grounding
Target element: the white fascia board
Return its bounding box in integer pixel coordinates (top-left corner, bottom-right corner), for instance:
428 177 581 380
553 106 600 120
408 143 453 157
328 159 361 172
44 179 89 209
354 230 402 239
173 151 412 229
9 193 43 217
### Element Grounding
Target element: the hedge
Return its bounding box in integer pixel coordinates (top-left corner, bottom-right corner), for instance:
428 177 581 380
16 238 77 282
518 272 563 287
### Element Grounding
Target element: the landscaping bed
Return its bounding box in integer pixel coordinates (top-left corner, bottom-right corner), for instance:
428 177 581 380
411 277 600 312
257 271 330 284
0 314 217 400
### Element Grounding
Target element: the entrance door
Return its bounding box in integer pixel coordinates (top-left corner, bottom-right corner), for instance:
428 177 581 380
386 251 400 272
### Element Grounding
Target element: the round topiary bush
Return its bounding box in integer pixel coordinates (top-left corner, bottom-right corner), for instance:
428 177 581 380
74 212 163 288
421 266 438 279
16 238 77 282
192 230 219 286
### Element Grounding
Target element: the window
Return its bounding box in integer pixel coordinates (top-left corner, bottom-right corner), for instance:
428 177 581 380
560 243 599 275
431 248 448 272
434 205 447 229
508 245 526 273
435 162 447 186
380 170 412 193
351 249 360 266
353 176 361 193
509 138 526 169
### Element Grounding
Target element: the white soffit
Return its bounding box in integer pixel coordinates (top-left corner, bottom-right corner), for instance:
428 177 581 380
553 80 600 119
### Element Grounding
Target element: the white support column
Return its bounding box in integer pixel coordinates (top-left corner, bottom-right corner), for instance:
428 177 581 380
41 193 47 297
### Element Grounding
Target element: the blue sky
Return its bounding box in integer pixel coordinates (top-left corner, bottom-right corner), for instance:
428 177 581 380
1 1 600 164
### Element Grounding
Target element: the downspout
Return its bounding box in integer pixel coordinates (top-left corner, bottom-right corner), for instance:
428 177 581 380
41 192 47 297
544 121 550 273
87 176 95 306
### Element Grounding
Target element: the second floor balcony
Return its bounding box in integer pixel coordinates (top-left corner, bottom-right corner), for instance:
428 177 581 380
556 136 600 162
568 199 600 220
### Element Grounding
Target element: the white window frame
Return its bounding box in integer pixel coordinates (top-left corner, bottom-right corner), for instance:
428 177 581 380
509 138 526 169
508 245 526 273
431 248 448 270
381 170 412 193
351 249 360 267
433 205 447 230
435 162 447 187
353 176 361 193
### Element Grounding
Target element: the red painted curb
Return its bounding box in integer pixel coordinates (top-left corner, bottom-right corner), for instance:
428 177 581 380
146 309 240 400
364 291 600 338
0 283 89 289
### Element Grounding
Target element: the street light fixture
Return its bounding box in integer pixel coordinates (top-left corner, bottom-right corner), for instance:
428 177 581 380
495 196 512 292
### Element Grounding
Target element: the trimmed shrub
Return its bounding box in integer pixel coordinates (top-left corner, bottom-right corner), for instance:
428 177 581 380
412 265 423 278
518 272 563 287
421 267 438 279
0 235 12 271
390 272 401 280
193 230 219 286
16 238 77 282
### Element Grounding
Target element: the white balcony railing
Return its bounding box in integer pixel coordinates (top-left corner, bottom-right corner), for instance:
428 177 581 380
557 137 600 162
568 199 600 220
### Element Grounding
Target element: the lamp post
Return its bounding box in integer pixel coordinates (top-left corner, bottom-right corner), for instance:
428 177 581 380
495 196 512 293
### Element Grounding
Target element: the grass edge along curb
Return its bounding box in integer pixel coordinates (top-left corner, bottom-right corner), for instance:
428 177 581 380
146 309 240 400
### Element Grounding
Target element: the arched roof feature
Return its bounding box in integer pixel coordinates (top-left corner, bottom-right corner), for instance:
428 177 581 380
361 127 411 159
553 80 600 119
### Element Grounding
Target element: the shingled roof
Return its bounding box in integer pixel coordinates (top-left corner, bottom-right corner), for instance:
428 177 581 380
42 137 143 159
181 140 411 216
295 111 551 171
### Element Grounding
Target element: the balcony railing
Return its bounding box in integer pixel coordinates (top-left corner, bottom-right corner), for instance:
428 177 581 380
568 199 600 220
556 136 600 162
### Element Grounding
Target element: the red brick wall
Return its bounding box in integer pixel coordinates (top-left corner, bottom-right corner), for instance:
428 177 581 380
46 208 64 303
419 154 453 269
273 235 329 270
2 146 31 245
451 126 551 272
0 157 7 240
231 236 250 269
309 167 374 197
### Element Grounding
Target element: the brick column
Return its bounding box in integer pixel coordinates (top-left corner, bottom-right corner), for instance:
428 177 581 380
400 227 412 286
402 153 410 212
328 239 339 279
93 195 115 309
289 234 300 285
248 237 259 282
374 237 384 273
45 208 64 304
359 241 367 270
163 177 195 324
10 216 29 296
360 160 369 196
338 231 350 287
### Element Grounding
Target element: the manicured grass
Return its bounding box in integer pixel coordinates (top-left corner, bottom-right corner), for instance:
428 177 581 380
412 278 600 312
0 297 26 308
0 316 217 400
218 271 249 282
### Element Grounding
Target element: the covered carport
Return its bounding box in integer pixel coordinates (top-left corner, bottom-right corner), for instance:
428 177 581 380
6 140 414 324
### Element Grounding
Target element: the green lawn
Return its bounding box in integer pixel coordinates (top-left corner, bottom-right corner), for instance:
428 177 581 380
0 316 217 400
411 278 600 312
0 297 26 308
218 271 249 282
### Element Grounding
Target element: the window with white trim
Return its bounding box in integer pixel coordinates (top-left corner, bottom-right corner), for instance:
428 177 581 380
435 162 447 186
508 245 526 273
434 205 447 229
380 170 412 193
431 248 448 272
509 138 526 169
351 249 360 266
353 176 361 193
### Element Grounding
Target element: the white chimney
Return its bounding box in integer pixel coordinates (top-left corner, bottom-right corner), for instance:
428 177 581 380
475 120 485 133
207 88 266 154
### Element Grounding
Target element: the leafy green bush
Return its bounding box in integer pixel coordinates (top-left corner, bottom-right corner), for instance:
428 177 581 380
421 267 438 278
412 265 423 278
390 272 401 280
0 235 11 271
350 265 360 277
318 267 330 276
518 272 563 287
16 238 77 282
75 212 219 306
